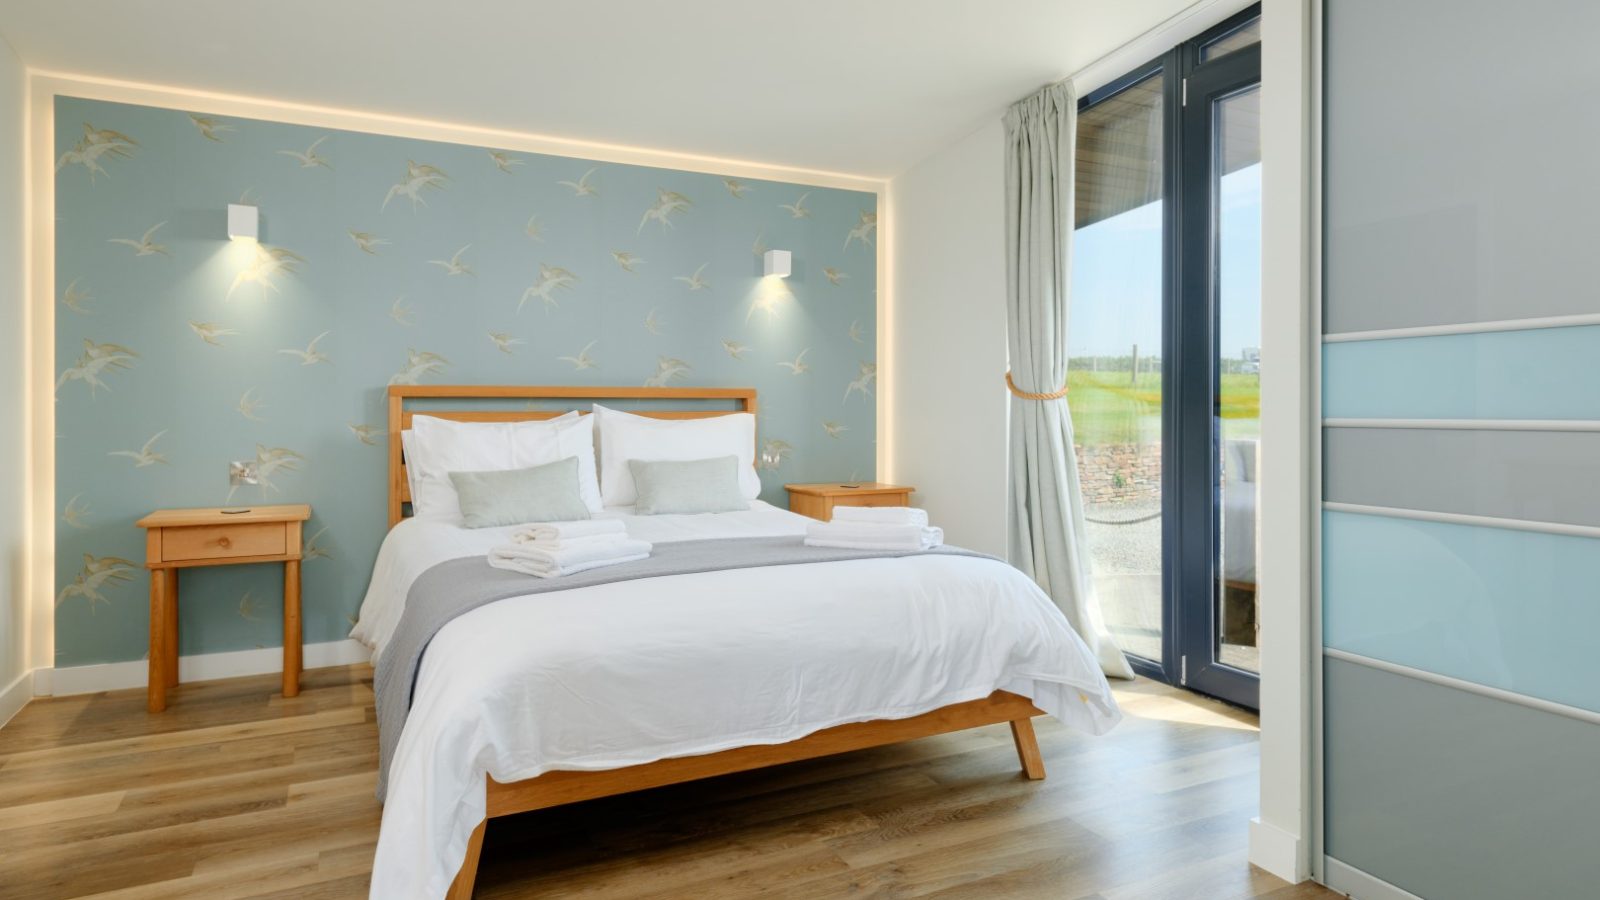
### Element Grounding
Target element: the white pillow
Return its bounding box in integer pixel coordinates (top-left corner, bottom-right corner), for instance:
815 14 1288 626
593 404 758 507
400 429 421 507
407 412 602 517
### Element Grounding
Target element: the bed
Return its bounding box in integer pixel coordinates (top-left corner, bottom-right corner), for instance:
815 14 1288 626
354 385 1122 899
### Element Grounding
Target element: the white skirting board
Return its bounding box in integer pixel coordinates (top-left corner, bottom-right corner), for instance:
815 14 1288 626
0 668 33 728
1324 856 1429 900
32 639 371 698
1248 816 1306 884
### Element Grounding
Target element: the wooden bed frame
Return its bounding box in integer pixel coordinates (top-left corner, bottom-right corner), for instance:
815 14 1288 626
384 385 1047 899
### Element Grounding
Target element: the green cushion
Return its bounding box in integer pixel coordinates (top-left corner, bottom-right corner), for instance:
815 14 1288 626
628 456 750 515
447 457 592 528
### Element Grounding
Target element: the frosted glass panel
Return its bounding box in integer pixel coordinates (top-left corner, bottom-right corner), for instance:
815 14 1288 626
1324 0 1600 333
1323 511 1600 713
1322 326 1600 420
1324 659 1600 900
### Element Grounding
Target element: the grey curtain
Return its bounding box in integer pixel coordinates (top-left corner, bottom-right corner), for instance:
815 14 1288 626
1003 82 1133 678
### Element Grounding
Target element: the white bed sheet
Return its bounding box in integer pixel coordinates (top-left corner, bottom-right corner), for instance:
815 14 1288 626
359 503 1121 899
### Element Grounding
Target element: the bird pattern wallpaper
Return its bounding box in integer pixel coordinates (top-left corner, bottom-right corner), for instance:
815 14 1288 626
54 96 878 668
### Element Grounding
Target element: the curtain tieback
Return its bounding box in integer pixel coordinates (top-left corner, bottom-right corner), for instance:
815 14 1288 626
1004 370 1069 400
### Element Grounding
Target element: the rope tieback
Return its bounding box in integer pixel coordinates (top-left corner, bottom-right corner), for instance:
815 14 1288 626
1004 370 1069 400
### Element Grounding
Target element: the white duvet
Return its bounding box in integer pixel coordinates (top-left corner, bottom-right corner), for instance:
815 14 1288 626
355 502 1121 899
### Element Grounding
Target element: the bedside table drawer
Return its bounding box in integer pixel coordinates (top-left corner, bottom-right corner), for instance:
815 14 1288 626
161 522 287 562
833 492 909 509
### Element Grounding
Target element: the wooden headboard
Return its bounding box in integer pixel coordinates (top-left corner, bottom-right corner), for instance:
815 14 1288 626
386 384 759 527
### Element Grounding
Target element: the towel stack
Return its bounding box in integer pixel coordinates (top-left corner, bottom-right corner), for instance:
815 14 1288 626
488 519 653 578
803 506 944 551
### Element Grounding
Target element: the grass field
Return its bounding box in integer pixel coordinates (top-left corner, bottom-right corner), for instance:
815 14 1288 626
1067 370 1260 446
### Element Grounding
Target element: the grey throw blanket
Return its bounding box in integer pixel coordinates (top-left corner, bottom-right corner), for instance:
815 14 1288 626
373 535 990 797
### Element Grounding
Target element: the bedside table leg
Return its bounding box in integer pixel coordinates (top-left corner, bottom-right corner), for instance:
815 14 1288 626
282 559 302 698
148 570 167 713
164 569 180 688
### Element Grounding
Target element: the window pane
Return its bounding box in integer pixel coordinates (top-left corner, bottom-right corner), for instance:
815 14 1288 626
1071 73 1164 663
1215 85 1261 674
1201 17 1261 62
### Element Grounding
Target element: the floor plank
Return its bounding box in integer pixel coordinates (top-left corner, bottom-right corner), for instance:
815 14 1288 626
0 666 1337 899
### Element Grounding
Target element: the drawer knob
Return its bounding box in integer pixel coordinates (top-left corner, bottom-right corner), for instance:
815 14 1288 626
217 536 231 549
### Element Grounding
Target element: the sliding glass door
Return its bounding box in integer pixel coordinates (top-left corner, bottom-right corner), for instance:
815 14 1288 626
1070 68 1168 667
1072 8 1261 708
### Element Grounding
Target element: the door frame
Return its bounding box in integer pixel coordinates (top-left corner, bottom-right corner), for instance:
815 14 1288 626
1176 42 1263 710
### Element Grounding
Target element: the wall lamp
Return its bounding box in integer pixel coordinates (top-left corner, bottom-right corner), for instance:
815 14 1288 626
763 249 791 278
227 203 259 241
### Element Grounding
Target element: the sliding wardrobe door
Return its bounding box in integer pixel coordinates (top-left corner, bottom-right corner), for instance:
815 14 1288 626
1323 0 1600 896
1176 43 1261 709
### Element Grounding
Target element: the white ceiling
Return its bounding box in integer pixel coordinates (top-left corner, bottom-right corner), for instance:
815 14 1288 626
0 0 1193 180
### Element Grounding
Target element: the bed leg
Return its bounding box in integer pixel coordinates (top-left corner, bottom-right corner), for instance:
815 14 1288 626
446 819 487 900
1009 717 1046 780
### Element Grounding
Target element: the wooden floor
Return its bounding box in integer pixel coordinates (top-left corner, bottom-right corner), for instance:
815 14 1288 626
0 666 1337 900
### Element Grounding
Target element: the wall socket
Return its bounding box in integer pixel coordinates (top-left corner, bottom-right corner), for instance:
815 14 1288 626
229 461 259 486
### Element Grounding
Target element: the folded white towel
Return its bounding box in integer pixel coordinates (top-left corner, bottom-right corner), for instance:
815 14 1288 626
510 519 626 544
803 521 943 551
488 538 653 578
519 532 635 552
830 506 929 527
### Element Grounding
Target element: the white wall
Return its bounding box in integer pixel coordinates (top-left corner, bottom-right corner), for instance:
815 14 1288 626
886 120 1009 555
1250 0 1314 883
0 35 28 724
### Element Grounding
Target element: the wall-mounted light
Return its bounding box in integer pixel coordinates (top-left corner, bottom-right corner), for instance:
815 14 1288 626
227 203 259 241
763 249 791 278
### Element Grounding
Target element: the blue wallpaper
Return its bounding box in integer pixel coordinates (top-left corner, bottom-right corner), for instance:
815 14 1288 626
53 96 877 668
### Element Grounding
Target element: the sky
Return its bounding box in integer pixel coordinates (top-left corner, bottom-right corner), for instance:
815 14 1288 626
1069 161 1262 361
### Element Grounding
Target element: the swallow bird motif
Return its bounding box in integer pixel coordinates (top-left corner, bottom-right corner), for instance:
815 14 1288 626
558 341 598 370
278 331 331 366
108 221 169 257
520 264 578 312
390 348 450 385
779 192 811 218
188 321 237 346
349 230 388 254
429 245 475 276
56 554 137 610
57 340 138 395
639 189 692 232
558 167 599 197
188 113 235 142
844 210 878 250
109 429 168 467
488 150 524 174
674 263 710 291
644 356 691 387
383 160 449 211
278 135 332 168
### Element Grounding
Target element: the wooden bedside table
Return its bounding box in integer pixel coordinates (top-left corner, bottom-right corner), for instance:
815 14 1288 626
136 504 311 712
784 483 916 521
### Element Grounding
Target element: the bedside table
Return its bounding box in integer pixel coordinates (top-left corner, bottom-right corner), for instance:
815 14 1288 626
136 504 311 712
784 483 916 522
